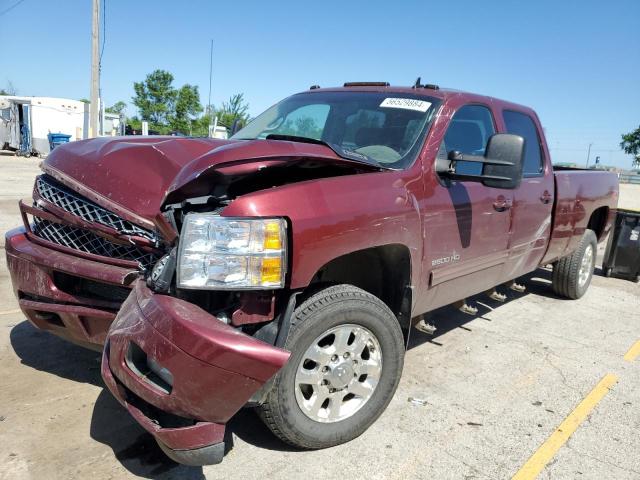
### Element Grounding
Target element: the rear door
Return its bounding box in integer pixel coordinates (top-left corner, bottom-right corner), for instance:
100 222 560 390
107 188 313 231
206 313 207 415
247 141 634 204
501 109 554 278
417 104 513 312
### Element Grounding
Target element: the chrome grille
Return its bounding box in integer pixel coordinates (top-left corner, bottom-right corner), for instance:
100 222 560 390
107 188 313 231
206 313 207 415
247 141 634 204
32 217 158 269
36 175 156 242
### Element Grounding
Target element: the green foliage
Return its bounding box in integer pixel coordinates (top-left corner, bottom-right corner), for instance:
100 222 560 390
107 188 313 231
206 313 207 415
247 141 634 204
0 81 17 96
191 114 213 137
106 101 127 115
131 70 205 135
216 93 250 130
79 98 90 104
129 71 251 137
620 126 640 168
169 85 203 134
127 115 171 135
128 116 142 132
278 117 323 139
132 70 177 125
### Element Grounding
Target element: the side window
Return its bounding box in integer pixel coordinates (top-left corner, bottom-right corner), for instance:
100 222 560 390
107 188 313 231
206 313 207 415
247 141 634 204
503 110 543 176
438 105 496 175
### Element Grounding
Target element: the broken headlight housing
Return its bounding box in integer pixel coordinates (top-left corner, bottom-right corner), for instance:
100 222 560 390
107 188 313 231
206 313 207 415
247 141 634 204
177 214 287 290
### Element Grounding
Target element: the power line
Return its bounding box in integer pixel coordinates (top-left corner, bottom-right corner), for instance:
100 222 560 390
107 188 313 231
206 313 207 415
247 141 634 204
0 0 26 16
90 0 100 137
208 40 213 116
99 0 106 69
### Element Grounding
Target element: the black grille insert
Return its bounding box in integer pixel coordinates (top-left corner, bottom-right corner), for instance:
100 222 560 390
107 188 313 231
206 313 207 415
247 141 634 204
32 216 158 270
36 175 156 242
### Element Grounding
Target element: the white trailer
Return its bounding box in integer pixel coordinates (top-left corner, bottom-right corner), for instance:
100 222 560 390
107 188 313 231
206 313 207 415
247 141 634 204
0 96 89 156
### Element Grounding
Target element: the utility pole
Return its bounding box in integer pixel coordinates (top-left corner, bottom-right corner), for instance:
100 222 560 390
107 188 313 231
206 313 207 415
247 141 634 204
207 40 213 137
90 0 100 138
585 142 592 168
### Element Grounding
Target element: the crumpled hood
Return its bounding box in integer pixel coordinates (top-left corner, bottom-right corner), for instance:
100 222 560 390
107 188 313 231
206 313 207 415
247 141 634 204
44 136 359 222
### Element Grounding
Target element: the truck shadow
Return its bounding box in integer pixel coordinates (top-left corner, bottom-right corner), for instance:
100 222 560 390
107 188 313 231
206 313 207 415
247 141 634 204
407 267 561 349
9 323 206 479
9 322 294 476
7 265 594 473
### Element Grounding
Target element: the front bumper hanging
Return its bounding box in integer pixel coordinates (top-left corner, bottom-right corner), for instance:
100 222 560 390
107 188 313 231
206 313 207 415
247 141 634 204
101 280 290 465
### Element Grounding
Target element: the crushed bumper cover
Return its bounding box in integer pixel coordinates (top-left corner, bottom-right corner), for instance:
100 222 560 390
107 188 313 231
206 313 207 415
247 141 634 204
101 280 290 465
5 227 136 347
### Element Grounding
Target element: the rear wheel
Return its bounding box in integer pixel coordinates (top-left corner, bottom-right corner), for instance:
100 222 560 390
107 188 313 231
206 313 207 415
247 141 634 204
552 229 597 299
259 284 404 449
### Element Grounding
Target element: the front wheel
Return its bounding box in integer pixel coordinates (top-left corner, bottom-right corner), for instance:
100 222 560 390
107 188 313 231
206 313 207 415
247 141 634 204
258 284 405 449
552 229 597 299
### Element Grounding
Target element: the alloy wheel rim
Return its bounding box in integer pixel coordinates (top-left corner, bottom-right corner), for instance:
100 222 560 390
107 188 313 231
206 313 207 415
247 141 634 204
579 244 594 287
294 324 382 423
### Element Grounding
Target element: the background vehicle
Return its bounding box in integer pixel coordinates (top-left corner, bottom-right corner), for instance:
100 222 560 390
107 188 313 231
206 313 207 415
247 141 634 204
5 83 618 465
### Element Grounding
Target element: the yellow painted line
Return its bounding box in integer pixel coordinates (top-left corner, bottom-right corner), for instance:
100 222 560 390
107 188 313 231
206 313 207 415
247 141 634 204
0 309 21 316
512 373 618 480
623 340 640 362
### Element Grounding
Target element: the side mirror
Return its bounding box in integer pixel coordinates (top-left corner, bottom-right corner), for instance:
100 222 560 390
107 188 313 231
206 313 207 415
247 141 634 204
231 119 244 136
439 133 525 190
481 134 525 189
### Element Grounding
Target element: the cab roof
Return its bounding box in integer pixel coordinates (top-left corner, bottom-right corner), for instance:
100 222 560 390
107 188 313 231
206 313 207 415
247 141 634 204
300 84 537 117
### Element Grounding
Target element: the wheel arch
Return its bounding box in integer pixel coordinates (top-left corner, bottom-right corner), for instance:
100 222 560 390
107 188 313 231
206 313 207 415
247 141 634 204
304 244 413 330
587 206 609 241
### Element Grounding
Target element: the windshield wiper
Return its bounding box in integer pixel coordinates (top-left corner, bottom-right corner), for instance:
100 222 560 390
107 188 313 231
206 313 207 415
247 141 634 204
265 134 389 170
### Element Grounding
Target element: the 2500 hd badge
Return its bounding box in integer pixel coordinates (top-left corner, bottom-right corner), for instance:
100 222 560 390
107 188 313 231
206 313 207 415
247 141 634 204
431 252 461 267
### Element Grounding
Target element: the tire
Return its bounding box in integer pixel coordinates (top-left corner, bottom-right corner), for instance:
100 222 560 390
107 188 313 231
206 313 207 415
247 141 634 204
258 284 405 449
552 229 597 299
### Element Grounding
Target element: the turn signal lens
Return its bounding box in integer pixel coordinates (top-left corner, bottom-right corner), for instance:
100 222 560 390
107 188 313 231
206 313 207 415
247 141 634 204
264 221 283 250
260 257 283 285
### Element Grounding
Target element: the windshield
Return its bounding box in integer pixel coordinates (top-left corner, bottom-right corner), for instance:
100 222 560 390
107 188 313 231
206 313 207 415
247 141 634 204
231 91 440 169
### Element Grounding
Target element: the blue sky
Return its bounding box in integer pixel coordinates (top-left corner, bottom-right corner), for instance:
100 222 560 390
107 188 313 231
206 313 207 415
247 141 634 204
1 0 638 168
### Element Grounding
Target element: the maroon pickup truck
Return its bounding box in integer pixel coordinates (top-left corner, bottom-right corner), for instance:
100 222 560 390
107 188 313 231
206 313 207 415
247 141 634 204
5 83 618 465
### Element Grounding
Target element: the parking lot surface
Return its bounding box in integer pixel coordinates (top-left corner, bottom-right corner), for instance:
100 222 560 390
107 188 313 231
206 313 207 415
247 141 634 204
0 154 638 480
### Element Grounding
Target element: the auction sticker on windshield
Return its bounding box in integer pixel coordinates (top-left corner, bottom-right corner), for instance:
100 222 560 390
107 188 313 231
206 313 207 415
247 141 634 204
380 98 432 112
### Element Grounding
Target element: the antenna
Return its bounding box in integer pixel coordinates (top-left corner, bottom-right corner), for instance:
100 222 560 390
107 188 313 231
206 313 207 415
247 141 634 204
208 40 213 117
413 77 423 88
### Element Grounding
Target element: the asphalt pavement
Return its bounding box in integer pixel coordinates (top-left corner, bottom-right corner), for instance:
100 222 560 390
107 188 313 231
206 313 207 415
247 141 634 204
0 154 638 480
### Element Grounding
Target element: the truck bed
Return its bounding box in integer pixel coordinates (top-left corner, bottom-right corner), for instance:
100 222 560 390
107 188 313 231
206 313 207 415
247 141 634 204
542 169 619 264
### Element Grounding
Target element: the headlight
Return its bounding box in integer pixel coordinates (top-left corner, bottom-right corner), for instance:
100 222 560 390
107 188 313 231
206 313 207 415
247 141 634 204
177 214 287 289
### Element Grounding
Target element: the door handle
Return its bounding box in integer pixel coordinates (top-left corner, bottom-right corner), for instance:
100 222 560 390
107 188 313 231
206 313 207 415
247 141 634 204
540 191 552 204
493 196 512 212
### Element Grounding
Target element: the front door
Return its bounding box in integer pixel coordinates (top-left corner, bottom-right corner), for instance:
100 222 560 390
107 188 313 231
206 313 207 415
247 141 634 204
417 104 513 313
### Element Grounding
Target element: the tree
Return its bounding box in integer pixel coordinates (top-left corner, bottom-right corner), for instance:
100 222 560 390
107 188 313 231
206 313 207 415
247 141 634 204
106 101 127 115
191 113 213 137
620 126 640 169
0 81 17 96
279 117 323 140
169 85 203 134
132 70 177 125
216 93 250 130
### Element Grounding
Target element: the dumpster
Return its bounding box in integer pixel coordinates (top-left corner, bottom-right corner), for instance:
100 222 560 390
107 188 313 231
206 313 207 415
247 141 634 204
602 209 640 282
47 133 72 151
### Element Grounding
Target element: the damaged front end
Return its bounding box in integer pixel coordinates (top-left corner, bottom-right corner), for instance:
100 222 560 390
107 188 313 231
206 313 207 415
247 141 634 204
104 190 295 464
101 280 289 465
5 136 379 464
101 149 383 463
